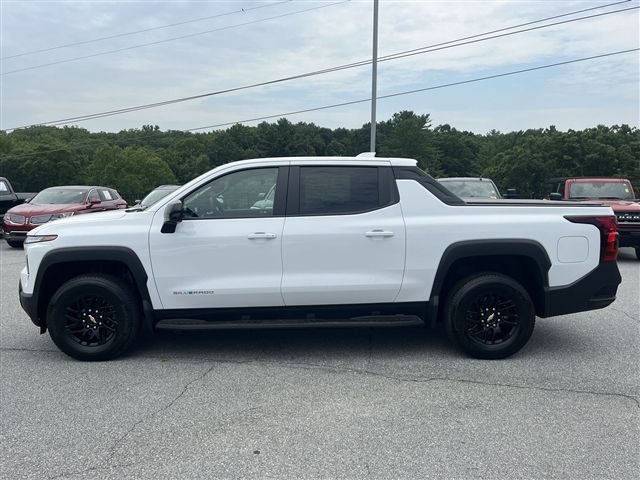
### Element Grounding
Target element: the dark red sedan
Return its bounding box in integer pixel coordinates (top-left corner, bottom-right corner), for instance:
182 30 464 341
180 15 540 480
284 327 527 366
1 186 127 248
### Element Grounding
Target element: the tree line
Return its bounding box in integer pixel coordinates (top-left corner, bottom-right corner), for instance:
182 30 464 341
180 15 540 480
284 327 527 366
1 111 638 200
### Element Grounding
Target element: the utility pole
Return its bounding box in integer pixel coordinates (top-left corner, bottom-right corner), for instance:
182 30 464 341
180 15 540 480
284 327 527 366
370 0 379 153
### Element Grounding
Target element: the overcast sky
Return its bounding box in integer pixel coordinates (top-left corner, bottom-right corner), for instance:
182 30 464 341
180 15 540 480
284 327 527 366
1 0 638 134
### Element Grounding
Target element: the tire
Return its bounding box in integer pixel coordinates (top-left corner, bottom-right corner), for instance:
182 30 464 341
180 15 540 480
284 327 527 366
6 240 23 249
47 274 141 361
444 273 536 359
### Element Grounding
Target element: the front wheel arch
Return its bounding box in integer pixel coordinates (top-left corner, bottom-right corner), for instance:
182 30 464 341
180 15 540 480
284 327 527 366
33 247 154 334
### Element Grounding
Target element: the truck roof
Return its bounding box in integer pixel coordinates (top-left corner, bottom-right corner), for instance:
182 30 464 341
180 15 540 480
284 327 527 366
549 177 632 183
217 154 419 168
438 177 495 182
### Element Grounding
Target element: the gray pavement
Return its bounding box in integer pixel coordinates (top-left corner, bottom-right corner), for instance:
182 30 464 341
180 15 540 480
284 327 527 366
0 242 638 479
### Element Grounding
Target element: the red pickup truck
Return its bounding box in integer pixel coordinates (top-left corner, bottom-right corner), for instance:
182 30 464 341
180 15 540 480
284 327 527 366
548 177 640 259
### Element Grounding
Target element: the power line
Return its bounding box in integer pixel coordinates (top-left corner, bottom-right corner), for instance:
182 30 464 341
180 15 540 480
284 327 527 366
2 47 637 160
6 2 637 130
1 1 351 76
184 48 640 131
1 1 294 60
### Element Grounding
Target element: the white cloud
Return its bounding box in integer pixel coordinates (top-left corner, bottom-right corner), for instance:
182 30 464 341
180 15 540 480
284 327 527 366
1 0 638 133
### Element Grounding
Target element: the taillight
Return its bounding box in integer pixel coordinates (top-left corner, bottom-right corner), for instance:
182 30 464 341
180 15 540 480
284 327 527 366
565 215 619 262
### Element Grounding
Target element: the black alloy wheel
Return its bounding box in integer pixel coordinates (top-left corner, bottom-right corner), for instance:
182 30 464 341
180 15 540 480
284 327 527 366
63 294 119 348
47 274 140 361
463 293 520 347
445 273 536 359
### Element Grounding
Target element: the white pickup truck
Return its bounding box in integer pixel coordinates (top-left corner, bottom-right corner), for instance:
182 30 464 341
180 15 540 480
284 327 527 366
19 154 622 361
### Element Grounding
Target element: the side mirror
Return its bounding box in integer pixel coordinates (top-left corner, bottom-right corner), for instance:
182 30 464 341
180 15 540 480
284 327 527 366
549 193 563 201
134 199 141 205
161 200 183 234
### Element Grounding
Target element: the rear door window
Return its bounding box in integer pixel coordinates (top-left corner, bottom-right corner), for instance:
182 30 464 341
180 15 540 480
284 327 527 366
298 166 379 215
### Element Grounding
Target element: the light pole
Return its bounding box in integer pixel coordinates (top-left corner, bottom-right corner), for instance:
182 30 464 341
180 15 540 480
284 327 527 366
370 0 379 153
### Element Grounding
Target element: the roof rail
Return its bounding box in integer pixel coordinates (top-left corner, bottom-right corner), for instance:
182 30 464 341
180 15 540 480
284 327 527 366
356 152 376 158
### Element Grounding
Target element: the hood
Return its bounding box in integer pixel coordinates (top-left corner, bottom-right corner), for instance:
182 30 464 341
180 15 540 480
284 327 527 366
29 209 129 235
8 203 87 216
575 199 640 211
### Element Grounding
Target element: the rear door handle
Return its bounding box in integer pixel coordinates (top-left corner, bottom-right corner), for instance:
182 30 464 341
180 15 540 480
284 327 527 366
365 229 394 238
248 232 277 239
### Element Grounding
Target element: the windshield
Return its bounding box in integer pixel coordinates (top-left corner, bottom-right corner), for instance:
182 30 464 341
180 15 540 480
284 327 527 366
568 181 634 200
140 187 179 208
31 188 86 204
439 180 500 199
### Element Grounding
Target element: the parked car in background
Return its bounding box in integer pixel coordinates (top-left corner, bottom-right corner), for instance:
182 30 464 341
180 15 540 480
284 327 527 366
135 185 180 209
438 177 502 200
2 186 127 248
547 177 640 259
0 177 35 220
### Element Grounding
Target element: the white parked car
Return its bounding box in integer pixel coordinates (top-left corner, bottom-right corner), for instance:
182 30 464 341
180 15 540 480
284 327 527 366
438 177 502 200
19 154 621 361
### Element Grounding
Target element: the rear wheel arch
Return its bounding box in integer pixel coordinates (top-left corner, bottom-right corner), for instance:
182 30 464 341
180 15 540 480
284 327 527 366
33 247 153 333
429 240 551 322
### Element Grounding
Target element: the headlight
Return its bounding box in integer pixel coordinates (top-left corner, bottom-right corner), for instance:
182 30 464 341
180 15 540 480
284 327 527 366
24 234 58 244
5 214 26 224
30 214 52 224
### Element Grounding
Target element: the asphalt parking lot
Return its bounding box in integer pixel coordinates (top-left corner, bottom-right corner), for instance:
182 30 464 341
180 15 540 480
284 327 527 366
0 243 638 480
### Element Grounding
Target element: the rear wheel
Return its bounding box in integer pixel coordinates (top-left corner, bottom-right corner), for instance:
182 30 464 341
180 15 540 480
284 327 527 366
444 273 536 359
6 240 23 248
47 274 141 361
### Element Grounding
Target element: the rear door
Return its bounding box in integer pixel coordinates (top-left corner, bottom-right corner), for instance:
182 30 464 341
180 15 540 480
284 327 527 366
281 164 406 306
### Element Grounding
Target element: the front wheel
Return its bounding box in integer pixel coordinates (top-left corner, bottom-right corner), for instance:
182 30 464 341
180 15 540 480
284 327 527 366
47 274 141 361
444 273 536 359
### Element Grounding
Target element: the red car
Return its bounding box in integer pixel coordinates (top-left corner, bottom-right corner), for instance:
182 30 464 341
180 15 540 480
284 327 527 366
2 186 127 248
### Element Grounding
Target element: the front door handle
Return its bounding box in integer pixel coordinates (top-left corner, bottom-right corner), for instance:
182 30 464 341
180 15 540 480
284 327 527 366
365 229 394 238
248 232 277 239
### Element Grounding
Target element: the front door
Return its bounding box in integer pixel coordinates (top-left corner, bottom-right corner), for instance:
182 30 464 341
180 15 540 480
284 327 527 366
150 165 287 310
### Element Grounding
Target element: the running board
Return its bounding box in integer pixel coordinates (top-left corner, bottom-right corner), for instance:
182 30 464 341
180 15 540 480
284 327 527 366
155 315 424 331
